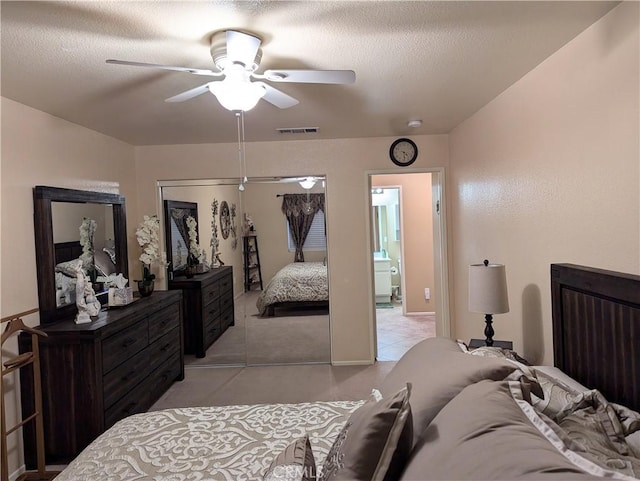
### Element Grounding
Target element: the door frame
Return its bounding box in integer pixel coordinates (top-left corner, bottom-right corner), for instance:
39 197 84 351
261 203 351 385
365 168 451 359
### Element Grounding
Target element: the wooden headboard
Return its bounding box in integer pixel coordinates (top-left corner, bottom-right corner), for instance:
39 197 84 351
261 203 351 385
551 263 640 411
54 241 82 265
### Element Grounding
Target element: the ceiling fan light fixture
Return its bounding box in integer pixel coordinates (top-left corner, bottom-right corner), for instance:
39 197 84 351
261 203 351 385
208 76 266 112
299 177 316 190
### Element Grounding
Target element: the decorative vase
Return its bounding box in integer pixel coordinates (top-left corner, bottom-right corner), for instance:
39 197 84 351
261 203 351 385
137 280 154 297
185 266 197 278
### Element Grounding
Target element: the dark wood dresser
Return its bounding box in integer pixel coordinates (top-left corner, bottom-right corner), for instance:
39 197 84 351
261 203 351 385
168 266 234 357
18 290 184 466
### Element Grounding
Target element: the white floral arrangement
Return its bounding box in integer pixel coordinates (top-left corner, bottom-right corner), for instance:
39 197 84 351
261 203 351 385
186 215 205 265
79 217 97 269
136 215 167 283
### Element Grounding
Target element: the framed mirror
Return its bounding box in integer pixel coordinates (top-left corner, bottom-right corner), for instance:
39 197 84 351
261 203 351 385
33 186 128 324
163 200 198 276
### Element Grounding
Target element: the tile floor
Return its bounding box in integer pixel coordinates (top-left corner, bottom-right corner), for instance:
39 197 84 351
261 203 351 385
376 303 436 361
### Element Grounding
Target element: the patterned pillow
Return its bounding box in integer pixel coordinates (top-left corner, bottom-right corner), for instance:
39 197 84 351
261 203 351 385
318 385 412 481
532 370 584 418
263 434 316 481
55 259 80 277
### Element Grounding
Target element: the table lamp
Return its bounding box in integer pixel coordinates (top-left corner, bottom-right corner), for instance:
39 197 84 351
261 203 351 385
468 259 509 346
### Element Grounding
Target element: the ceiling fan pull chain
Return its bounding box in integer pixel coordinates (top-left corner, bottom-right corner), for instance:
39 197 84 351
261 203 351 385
241 111 248 183
236 112 245 191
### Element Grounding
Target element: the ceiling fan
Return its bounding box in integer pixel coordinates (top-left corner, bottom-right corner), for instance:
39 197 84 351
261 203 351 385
107 29 356 112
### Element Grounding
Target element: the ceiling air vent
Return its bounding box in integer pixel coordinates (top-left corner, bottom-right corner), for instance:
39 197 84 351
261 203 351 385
276 127 319 134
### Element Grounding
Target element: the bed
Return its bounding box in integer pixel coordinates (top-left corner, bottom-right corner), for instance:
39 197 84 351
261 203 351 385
53 241 83 306
53 241 117 307
53 263 640 481
256 261 329 317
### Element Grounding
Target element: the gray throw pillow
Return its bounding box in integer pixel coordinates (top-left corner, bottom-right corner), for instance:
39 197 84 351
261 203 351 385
263 434 316 481
380 336 525 445
319 385 412 481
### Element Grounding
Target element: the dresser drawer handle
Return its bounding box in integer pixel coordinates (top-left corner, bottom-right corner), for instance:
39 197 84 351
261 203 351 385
160 343 170 352
121 369 136 381
122 337 137 348
122 401 137 414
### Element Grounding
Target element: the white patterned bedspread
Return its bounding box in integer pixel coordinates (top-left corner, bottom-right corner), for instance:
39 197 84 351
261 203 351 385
56 400 364 481
256 262 328 316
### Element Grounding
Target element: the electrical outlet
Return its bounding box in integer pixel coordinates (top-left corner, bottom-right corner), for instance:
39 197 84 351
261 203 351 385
424 288 430 300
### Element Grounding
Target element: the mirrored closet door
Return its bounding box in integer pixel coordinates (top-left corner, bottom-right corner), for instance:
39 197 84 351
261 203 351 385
161 176 330 367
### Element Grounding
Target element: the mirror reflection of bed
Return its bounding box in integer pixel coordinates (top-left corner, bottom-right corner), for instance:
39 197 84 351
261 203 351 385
52 201 117 307
161 176 330 367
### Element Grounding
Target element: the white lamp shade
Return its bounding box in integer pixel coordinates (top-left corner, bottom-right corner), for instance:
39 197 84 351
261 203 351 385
468 262 509 314
208 78 266 112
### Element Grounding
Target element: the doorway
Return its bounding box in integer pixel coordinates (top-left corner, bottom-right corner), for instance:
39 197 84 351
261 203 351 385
369 171 448 361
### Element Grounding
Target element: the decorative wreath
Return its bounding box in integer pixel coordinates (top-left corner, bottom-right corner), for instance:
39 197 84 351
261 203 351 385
220 201 231 240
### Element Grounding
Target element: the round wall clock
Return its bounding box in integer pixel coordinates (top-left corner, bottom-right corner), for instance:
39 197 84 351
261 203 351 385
389 138 418 167
220 201 231 239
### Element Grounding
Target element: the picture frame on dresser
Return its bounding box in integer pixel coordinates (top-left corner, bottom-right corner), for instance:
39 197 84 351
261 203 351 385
164 200 198 276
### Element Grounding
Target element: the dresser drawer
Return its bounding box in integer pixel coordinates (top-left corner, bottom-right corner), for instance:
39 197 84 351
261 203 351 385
103 348 150 409
104 385 151 429
149 302 180 343
102 319 149 374
203 300 221 324
149 353 181 403
219 273 233 294
204 318 221 346
202 281 221 306
149 327 180 371
220 290 233 313
220 307 234 331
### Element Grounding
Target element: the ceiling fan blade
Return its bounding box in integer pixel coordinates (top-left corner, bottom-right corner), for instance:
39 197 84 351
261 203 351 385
257 82 299 109
165 83 212 103
226 30 261 68
261 69 356 84
106 59 221 77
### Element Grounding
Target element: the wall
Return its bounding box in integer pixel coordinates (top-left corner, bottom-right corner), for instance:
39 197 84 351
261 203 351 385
449 2 639 365
0 97 135 478
134 135 449 365
371 174 435 314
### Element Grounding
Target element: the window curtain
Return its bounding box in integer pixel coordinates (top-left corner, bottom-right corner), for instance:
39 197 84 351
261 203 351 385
281 193 325 262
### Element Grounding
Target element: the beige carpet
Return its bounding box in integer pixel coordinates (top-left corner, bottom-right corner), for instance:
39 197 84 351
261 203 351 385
151 361 396 410
186 296 433 366
185 291 331 366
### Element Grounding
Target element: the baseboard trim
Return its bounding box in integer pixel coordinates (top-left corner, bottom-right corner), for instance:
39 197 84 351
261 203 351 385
331 359 374 366
406 311 435 316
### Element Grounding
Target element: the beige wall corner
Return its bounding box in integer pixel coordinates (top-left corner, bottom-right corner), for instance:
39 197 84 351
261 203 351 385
449 2 640 365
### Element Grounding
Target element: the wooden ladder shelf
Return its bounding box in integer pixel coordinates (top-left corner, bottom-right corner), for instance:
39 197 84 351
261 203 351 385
1 308 59 481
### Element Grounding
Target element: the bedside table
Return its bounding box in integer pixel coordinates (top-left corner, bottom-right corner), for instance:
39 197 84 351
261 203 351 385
468 339 513 350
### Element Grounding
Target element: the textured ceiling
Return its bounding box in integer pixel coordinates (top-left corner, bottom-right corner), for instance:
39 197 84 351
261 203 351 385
1 1 617 146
